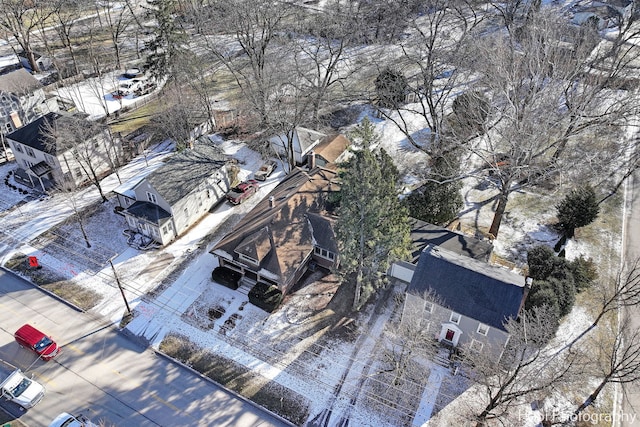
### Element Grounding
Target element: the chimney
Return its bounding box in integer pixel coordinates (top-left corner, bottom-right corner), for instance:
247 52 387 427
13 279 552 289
519 277 533 315
269 196 275 208
308 150 316 170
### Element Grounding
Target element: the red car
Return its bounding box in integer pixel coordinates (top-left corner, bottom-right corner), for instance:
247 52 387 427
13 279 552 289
227 180 259 205
14 324 60 361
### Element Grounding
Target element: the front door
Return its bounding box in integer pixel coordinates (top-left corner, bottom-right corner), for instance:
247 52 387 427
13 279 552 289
445 329 455 341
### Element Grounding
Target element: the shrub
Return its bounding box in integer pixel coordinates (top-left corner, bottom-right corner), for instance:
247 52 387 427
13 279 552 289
527 245 556 280
248 282 283 313
568 256 598 291
375 68 408 109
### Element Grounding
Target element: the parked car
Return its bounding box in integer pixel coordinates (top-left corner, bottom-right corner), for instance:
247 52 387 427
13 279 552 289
227 180 259 205
254 160 277 181
117 79 142 96
49 412 98 427
211 266 242 290
14 324 59 361
122 68 144 79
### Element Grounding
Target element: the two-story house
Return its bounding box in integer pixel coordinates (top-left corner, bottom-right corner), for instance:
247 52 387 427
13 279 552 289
402 244 528 359
211 166 340 299
6 112 116 192
113 142 230 247
0 68 54 136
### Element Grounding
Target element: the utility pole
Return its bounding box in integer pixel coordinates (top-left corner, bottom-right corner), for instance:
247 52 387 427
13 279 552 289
109 258 132 315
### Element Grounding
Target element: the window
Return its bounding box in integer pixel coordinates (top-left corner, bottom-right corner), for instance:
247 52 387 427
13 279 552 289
146 192 157 204
45 154 55 165
450 312 461 325
314 246 335 261
75 167 82 178
239 253 258 265
5 122 13 133
25 147 35 157
162 225 168 235
477 323 489 336
469 339 484 352
424 301 434 313
12 142 23 153
328 252 335 260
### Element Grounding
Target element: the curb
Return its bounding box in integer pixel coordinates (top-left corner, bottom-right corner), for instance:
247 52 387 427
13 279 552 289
0 267 85 313
150 344 298 427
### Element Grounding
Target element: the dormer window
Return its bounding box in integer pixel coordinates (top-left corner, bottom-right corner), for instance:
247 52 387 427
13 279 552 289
146 192 157 204
12 142 23 153
25 147 35 157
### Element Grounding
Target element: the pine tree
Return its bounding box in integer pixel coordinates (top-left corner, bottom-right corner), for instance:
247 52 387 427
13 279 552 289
336 118 411 310
143 0 188 81
556 185 599 238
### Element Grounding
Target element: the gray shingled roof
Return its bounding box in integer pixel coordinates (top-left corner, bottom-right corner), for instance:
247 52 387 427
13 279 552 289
146 143 227 205
296 127 327 154
0 68 41 94
126 201 172 225
408 245 524 331
409 218 493 263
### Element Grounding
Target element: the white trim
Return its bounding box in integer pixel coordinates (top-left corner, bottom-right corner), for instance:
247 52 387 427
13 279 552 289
450 311 461 325
424 301 434 313
477 323 489 336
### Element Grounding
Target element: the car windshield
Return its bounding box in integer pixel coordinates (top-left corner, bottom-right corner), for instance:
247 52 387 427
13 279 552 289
11 378 31 397
34 336 53 351
230 187 243 193
259 165 269 171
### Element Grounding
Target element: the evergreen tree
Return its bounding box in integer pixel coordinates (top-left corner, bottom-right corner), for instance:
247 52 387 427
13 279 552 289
556 185 599 238
143 0 188 81
336 118 411 310
404 153 463 226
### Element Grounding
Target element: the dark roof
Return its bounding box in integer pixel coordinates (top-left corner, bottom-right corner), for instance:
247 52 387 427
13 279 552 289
409 218 493 263
146 142 228 205
408 245 524 331
212 167 337 291
6 112 94 154
307 212 337 253
125 201 172 225
0 68 41 94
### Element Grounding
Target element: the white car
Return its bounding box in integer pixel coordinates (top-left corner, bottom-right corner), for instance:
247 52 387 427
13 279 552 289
49 413 98 427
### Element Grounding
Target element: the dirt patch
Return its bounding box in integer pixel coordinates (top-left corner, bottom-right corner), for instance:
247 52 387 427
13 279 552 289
160 333 310 426
3 253 102 311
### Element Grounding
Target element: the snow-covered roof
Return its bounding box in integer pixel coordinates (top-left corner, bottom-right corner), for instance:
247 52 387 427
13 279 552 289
111 161 164 198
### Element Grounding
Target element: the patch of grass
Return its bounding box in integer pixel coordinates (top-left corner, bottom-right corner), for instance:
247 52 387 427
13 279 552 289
109 102 162 135
160 333 310 426
3 253 101 311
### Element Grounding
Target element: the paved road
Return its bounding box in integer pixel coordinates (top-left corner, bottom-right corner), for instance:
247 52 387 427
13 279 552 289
621 171 640 427
0 268 291 427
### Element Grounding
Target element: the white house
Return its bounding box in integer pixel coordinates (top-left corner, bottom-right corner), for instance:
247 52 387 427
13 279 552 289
6 112 117 192
113 142 231 246
269 126 327 166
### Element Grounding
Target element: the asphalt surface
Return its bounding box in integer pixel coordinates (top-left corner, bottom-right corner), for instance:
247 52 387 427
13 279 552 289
0 268 291 427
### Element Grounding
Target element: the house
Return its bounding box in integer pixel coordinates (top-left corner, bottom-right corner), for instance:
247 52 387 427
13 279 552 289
388 217 494 283
308 134 350 170
401 245 528 358
113 142 230 246
0 68 54 136
211 166 339 298
6 112 116 192
269 126 327 166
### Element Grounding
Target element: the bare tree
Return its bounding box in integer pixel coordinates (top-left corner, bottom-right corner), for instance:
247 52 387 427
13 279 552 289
0 0 53 72
466 306 578 426
572 315 640 418
43 114 116 202
462 4 638 238
101 0 137 70
202 0 292 127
